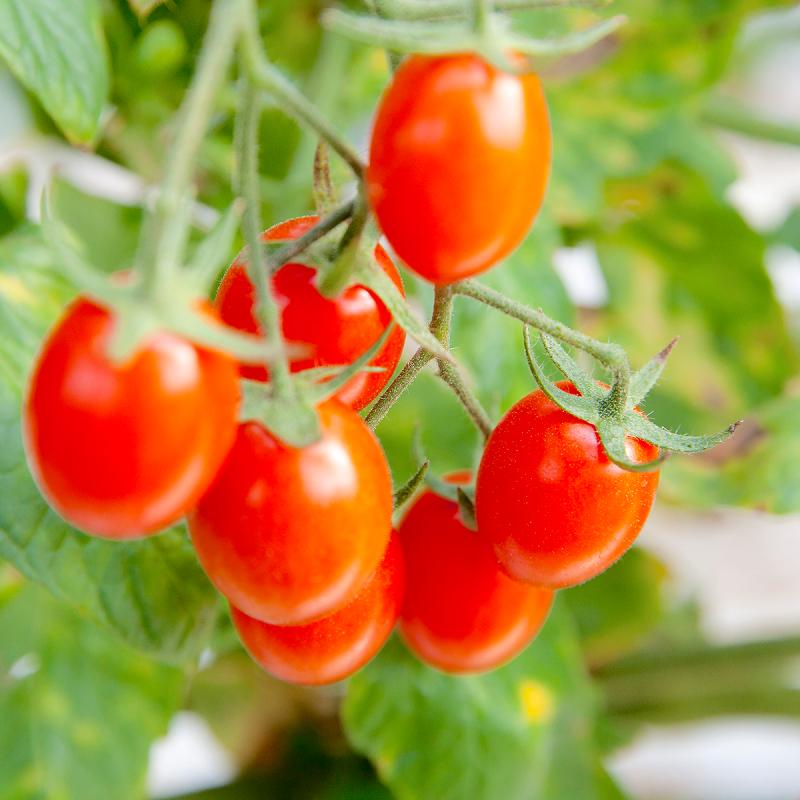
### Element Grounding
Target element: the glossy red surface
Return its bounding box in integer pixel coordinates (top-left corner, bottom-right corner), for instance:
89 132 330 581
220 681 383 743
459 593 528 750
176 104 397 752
368 54 551 284
398 474 553 674
189 399 393 626
215 216 406 411
23 298 239 539
231 531 404 685
476 382 660 588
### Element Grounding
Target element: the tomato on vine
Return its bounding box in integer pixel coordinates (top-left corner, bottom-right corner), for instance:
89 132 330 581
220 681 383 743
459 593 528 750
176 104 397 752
23 298 240 539
189 399 393 626
231 531 404 686
215 215 406 411
367 53 551 285
398 473 553 674
476 382 660 588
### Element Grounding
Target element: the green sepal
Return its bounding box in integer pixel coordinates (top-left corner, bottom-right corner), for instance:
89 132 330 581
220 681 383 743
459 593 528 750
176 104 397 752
627 338 678 409
624 412 739 455
456 486 477 531
393 460 430 510
304 324 394 403
505 15 626 59
186 201 243 293
595 419 667 473
354 261 453 362
240 384 323 448
540 333 602 400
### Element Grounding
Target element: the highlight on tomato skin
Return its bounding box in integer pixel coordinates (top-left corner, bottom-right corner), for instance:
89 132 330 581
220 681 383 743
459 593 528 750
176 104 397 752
188 399 393 627
476 381 660 589
22 296 240 540
231 531 405 686
215 215 406 411
367 53 551 285
397 473 554 675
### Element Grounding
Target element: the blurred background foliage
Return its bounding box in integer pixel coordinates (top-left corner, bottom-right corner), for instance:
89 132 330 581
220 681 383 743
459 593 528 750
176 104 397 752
0 0 799 798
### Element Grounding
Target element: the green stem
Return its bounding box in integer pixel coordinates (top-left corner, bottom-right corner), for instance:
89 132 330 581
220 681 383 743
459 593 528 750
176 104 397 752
701 96 800 148
365 347 433 429
236 74 293 397
317 192 369 297
473 0 492 36
137 0 247 299
376 0 609 20
240 4 365 178
454 279 631 414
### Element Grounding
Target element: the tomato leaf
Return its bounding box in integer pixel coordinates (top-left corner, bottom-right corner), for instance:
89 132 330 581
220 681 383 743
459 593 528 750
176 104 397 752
0 0 109 143
343 601 626 800
0 582 184 800
0 229 218 662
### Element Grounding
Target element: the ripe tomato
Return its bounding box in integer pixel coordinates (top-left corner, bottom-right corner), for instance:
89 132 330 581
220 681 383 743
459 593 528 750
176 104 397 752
23 298 239 539
367 54 551 285
231 531 404 685
476 382 660 588
189 399 393 626
398 473 553 674
215 216 406 411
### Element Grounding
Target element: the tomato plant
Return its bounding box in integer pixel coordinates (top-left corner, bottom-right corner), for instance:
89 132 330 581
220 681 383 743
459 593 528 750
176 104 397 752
231 531 404 685
189 399 393 625
476 382 660 588
398 474 553 673
367 53 551 284
23 298 239 539
215 215 406 410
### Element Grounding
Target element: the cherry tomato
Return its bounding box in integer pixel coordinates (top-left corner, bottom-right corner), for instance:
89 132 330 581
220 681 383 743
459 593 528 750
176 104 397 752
476 382 660 588
215 216 406 411
231 531 404 685
23 298 239 539
367 54 551 285
398 473 553 674
189 399 393 626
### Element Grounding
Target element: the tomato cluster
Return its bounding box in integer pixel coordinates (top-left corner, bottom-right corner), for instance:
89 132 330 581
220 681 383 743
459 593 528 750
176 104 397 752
22 54 659 686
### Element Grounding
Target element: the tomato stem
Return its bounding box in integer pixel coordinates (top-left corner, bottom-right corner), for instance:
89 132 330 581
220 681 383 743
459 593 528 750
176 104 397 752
136 0 247 301
366 347 433 429
317 192 369 298
700 95 800 147
235 73 294 398
375 0 610 21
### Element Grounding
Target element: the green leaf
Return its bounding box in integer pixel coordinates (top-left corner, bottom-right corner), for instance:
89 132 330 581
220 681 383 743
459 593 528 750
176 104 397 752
0 0 109 142
343 602 624 800
0 582 184 800
0 229 218 662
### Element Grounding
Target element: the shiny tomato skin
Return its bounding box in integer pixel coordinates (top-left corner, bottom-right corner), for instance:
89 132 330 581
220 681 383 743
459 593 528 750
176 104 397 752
23 298 239 539
189 399 393 626
398 474 553 674
476 382 660 589
215 216 406 411
231 531 404 686
368 54 551 284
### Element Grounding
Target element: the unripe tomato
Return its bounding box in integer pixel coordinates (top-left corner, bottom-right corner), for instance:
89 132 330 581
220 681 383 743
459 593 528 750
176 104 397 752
476 382 660 588
231 531 404 686
215 216 406 411
189 399 393 626
23 298 239 539
368 54 551 284
398 474 553 674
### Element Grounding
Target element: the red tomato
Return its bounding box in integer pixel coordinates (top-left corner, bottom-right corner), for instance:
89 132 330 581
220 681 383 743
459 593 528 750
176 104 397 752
231 531 404 685
398 473 553 674
367 54 551 285
476 382 660 588
215 216 406 411
189 399 393 626
23 298 239 539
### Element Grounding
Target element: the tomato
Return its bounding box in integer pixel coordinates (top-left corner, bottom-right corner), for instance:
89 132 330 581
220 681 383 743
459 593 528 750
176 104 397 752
215 216 406 411
231 531 404 685
398 473 553 674
476 382 660 588
189 399 393 626
23 298 239 539
367 54 551 285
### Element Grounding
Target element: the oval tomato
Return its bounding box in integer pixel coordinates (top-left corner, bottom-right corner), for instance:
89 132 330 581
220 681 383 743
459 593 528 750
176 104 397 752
189 399 393 626
398 474 553 674
368 54 551 284
476 382 660 588
231 531 404 685
215 216 406 411
23 298 239 539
